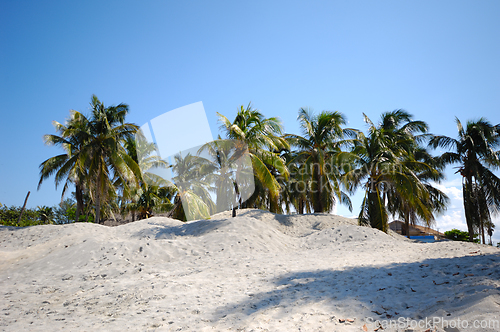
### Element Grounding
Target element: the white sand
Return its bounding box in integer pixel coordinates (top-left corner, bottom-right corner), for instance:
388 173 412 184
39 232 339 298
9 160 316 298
1 209 499 331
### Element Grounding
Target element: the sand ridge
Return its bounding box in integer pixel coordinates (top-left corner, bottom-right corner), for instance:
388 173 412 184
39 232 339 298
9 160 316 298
1 209 499 331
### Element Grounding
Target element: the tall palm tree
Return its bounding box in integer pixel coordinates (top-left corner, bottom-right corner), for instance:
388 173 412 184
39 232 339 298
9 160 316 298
430 118 500 242
81 95 141 224
344 110 446 232
217 104 289 214
284 108 354 213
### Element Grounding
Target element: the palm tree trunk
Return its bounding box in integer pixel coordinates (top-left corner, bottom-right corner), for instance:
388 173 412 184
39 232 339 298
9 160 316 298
474 179 487 244
232 181 240 217
75 184 84 222
480 220 485 244
95 197 101 224
298 198 304 214
312 166 323 213
95 175 101 224
368 189 388 232
463 178 475 242
405 209 411 239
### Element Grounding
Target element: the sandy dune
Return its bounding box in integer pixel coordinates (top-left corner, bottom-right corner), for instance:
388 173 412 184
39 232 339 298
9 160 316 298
1 209 499 331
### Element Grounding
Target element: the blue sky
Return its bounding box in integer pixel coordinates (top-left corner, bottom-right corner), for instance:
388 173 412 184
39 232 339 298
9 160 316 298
1 1 499 242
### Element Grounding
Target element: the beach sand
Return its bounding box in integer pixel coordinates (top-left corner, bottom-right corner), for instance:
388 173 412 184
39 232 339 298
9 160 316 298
1 209 499 331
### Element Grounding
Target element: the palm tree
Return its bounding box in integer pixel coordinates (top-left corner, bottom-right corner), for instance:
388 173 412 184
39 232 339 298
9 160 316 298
37 206 54 224
284 108 354 213
167 152 216 221
278 151 312 214
81 95 141 224
430 118 500 242
39 109 90 221
119 132 168 221
198 138 255 214
40 95 141 224
386 147 449 237
217 104 289 214
344 110 447 233
128 181 175 220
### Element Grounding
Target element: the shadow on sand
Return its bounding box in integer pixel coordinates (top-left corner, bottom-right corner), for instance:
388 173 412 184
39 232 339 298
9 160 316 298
212 253 500 327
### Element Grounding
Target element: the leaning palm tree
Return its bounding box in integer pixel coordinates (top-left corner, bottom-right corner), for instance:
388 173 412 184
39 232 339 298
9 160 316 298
217 104 289 213
39 110 90 221
344 110 446 233
429 118 500 242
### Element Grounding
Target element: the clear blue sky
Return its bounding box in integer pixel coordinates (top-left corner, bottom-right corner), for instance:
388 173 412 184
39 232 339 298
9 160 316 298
1 1 499 241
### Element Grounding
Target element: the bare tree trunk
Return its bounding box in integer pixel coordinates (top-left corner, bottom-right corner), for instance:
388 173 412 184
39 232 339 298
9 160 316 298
17 191 30 224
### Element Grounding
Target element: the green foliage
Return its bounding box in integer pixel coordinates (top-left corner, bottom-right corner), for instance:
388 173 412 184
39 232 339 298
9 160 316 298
0 205 50 227
36 97 497 237
169 153 216 221
37 206 54 224
125 182 174 220
217 104 289 213
345 110 447 233
444 229 480 243
53 198 76 224
40 95 141 224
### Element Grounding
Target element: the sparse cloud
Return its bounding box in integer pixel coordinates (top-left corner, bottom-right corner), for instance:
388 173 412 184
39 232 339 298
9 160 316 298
432 179 500 245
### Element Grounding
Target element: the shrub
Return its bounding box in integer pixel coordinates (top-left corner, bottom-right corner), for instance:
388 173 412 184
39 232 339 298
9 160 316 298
0 205 47 227
444 229 480 243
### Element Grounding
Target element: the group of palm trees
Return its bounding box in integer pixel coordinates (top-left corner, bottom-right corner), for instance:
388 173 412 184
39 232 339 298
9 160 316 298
39 95 500 244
